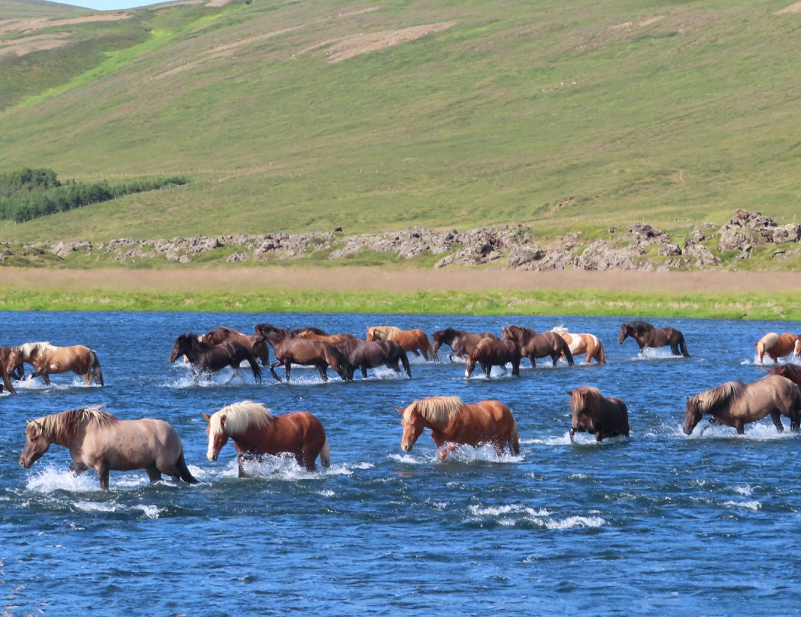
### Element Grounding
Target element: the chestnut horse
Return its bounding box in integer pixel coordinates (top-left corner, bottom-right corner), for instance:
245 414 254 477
755 332 799 364
169 334 262 383
200 326 271 366
464 338 521 378
567 386 628 442
367 326 433 360
552 327 606 365
255 324 346 383
1 345 24 382
7 342 103 386
396 396 519 461
766 364 801 389
334 338 411 380
683 375 801 436
618 321 689 357
20 407 197 489
203 401 330 475
294 327 356 345
501 325 574 367
432 328 497 362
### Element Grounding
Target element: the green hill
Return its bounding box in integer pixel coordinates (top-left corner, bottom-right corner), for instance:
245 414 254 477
2 0 801 242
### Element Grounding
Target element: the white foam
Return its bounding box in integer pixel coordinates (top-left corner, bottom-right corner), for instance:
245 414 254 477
445 444 523 463
681 422 800 441
133 504 161 519
317 489 335 497
74 500 117 513
26 464 150 493
632 347 683 361
388 453 427 465
733 485 753 497
215 454 356 480
723 500 761 511
468 504 550 518
545 516 606 529
369 366 410 380
466 503 605 529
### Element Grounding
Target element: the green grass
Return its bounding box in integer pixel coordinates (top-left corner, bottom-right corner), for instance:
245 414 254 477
2 0 801 242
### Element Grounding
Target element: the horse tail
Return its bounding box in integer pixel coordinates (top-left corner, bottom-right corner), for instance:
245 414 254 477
561 339 575 366
400 350 412 378
90 351 104 386
679 335 690 357
176 450 198 483
319 437 331 468
509 422 520 455
244 350 262 383
418 331 432 361
596 339 606 364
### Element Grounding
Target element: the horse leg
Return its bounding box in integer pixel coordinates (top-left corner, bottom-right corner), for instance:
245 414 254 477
437 443 458 461
146 466 163 483
317 364 329 382
483 363 492 378
361 366 368 379
551 352 559 367
96 461 110 489
284 360 292 383
268 360 283 382
69 462 87 476
529 354 537 369
238 454 248 478
82 372 91 386
735 420 745 435
301 450 316 472
670 343 680 356
770 410 785 433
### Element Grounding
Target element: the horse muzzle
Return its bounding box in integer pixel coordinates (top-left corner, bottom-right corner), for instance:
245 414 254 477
401 443 412 452
207 452 218 462
19 457 32 469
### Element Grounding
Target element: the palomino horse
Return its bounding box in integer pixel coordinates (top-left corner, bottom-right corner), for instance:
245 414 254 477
334 339 411 380
294 327 356 345
766 364 801 389
465 338 521 378
755 332 799 364
367 326 433 360
683 375 801 436
7 342 103 386
255 324 346 382
552 327 606 365
200 326 271 366
567 386 628 442
618 321 689 357
501 325 574 367
169 334 262 383
19 407 197 489
203 401 330 475
432 328 497 362
396 396 519 461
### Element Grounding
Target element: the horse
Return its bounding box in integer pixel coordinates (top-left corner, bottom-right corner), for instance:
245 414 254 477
683 375 801 436
552 327 606 365
294 327 356 345
501 325 574 367
1 345 24 381
19 406 197 489
255 324 346 382
199 326 271 366
367 326 433 360
1 355 15 394
464 338 521 378
396 396 519 461
6 342 103 386
203 401 330 475
766 364 801 389
618 321 689 357
334 338 411 380
755 332 799 364
566 386 628 442
169 334 262 383
431 328 498 362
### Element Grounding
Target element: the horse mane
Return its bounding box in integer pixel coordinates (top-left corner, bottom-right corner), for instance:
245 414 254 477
293 326 329 336
570 386 603 413
690 381 748 414
34 406 118 441
627 320 654 334
771 364 801 381
180 333 213 351
210 401 272 436
472 337 497 356
551 326 569 335
406 396 463 424
371 326 401 339
17 341 57 358
503 325 533 342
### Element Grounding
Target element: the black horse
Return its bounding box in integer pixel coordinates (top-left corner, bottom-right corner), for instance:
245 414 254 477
335 339 412 380
431 328 498 362
169 334 262 382
617 321 689 357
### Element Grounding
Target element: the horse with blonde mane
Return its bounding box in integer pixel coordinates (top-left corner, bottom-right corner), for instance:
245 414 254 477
396 396 519 461
683 375 801 436
367 326 433 360
19 407 196 489
464 338 521 378
755 332 799 364
567 386 628 442
501 325 574 367
7 342 103 386
552 327 606 365
203 401 330 475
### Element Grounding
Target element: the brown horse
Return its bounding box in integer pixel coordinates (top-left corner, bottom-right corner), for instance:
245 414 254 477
464 338 521 378
203 401 330 475
618 321 689 357
169 334 262 383
567 386 628 442
396 396 519 461
7 342 104 386
19 407 197 489
334 338 411 380
1 345 24 382
766 364 801 389
200 326 271 366
431 328 498 362
367 326 433 360
1 356 15 394
294 327 356 346
755 332 799 364
683 375 801 436
501 325 574 367
255 324 346 382
552 327 606 365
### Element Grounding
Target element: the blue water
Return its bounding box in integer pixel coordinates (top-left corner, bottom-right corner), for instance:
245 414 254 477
2 312 801 616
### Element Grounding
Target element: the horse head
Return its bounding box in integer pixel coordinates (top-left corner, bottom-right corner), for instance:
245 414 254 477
202 412 229 462
169 334 195 363
683 396 703 435
19 419 50 469
464 351 478 378
617 323 633 345
255 323 287 345
366 327 377 342
397 404 424 452
6 347 22 374
500 326 518 343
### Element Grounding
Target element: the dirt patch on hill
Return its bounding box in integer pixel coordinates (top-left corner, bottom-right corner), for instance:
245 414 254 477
609 15 664 31
776 1 801 13
0 12 131 34
324 21 455 63
0 32 71 57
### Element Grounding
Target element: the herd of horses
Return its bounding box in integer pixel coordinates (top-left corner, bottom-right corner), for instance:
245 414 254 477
5 320 801 489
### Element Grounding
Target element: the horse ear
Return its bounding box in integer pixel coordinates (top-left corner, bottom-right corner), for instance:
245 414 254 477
202 413 211 422
25 418 31 425
565 390 573 396
395 408 405 414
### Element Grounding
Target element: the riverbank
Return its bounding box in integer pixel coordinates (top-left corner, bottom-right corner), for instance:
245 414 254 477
1 267 799 320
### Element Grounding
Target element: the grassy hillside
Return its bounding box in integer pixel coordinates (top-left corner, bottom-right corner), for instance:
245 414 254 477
2 0 801 241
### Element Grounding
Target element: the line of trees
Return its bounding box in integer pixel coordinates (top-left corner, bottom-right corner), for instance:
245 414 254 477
0 168 189 223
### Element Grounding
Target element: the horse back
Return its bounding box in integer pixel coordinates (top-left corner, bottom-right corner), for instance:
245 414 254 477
78 418 181 469
243 412 327 455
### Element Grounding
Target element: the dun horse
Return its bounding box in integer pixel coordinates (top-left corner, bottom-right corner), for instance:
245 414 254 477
552 327 606 365
683 375 801 436
7 342 103 386
255 324 346 382
334 339 411 380
618 321 689 357
432 328 497 362
203 401 330 475
367 326 433 360
501 325 574 367
567 386 628 442
19 407 197 489
755 332 799 364
169 334 262 383
396 396 519 460
200 326 271 366
464 338 521 378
